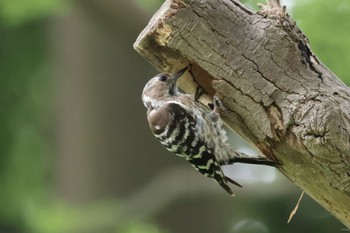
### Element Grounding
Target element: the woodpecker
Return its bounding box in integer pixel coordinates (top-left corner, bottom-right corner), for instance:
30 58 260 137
142 67 278 196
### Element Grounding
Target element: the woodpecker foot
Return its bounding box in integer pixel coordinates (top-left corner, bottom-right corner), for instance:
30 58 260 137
213 95 226 112
208 96 227 121
210 95 227 114
194 86 205 101
188 64 207 102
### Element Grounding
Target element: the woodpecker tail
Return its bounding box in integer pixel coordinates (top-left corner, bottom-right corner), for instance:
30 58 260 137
219 146 279 167
214 174 243 197
225 176 243 188
229 155 279 166
217 178 236 196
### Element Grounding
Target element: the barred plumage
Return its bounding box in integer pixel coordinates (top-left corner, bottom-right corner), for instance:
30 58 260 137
142 67 278 196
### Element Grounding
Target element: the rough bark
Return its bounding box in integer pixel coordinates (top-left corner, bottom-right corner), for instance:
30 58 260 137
133 0 350 228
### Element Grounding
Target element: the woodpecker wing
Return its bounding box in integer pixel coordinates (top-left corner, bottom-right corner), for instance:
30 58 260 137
148 101 240 195
148 101 197 154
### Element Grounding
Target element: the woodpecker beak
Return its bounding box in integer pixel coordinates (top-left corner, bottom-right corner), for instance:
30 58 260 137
170 66 188 82
168 67 188 95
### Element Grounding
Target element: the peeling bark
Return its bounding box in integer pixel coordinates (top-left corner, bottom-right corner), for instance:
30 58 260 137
134 0 350 228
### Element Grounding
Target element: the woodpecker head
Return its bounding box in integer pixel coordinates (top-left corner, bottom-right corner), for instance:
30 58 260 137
142 67 188 109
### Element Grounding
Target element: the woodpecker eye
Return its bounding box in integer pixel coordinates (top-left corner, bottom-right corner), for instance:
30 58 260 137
159 75 168 82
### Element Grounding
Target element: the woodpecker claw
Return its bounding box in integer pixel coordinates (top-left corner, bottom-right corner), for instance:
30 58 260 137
226 176 243 188
208 95 226 121
194 86 205 101
213 95 227 113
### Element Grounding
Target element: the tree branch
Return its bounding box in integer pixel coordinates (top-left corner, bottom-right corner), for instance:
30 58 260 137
134 0 350 228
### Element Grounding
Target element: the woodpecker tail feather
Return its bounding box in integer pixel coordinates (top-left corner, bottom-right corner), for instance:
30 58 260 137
219 146 279 167
217 179 235 196
225 176 243 188
228 155 279 167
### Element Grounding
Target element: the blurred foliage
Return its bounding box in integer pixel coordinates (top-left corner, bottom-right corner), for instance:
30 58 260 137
294 0 350 84
25 200 120 233
0 0 166 232
131 0 163 13
241 0 262 10
0 0 71 26
24 200 165 233
0 20 53 230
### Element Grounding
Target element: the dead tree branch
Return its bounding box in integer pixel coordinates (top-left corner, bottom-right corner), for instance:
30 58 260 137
134 0 350 227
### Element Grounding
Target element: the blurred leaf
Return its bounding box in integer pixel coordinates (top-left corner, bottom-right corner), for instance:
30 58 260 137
120 222 165 233
241 0 261 10
24 199 166 233
294 0 350 84
0 21 53 229
0 0 71 26
131 0 163 13
25 200 121 233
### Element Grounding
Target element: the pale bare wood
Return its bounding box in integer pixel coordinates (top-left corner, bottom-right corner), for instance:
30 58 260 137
134 0 350 228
